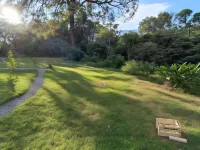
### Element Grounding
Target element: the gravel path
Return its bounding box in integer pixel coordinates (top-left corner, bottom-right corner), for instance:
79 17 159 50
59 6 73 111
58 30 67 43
0 68 46 117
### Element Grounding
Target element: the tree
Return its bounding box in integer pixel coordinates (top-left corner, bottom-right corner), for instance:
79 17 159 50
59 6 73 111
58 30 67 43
176 9 193 26
0 20 23 56
176 9 193 37
157 12 173 29
19 0 138 47
139 12 174 34
118 32 139 60
139 17 159 34
192 12 200 24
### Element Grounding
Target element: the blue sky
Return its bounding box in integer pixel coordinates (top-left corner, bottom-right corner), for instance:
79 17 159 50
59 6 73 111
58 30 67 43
118 0 200 30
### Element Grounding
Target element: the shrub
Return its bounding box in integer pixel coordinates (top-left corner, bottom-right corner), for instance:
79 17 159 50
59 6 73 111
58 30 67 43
65 48 85 61
86 42 108 59
158 63 200 90
95 55 124 68
106 55 124 68
122 60 156 76
97 60 112 68
81 56 101 63
82 55 124 68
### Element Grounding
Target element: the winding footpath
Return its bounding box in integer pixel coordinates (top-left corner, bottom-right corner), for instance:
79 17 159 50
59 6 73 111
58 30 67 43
0 68 46 117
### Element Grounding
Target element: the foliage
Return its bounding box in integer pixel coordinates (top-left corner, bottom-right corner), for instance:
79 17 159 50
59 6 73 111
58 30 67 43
65 47 85 61
83 55 124 68
134 42 158 62
118 32 139 60
19 0 138 47
96 23 118 47
0 6 199 67
122 60 156 76
158 63 200 93
81 55 101 63
139 16 159 34
176 9 193 26
193 12 200 24
106 55 124 68
6 50 18 91
23 38 71 57
86 42 108 59
132 34 200 65
97 55 124 68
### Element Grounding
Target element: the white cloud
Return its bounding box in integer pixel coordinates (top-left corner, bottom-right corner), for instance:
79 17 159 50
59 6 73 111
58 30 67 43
118 3 170 30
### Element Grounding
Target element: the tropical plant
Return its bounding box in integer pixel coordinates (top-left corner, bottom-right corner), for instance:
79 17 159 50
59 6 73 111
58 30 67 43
158 63 200 90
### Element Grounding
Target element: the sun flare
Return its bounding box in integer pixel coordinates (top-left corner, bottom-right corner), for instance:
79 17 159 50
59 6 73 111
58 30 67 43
1 7 21 24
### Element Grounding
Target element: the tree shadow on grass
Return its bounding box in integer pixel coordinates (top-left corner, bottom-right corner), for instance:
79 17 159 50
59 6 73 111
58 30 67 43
93 75 132 82
156 90 200 106
43 67 177 149
149 100 200 122
136 75 165 85
1 65 200 149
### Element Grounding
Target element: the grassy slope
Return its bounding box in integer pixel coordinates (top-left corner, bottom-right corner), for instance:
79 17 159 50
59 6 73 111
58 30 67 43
0 70 37 104
0 63 200 149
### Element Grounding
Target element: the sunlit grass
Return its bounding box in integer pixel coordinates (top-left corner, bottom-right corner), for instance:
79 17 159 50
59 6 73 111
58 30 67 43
0 57 65 68
0 61 200 149
0 70 37 104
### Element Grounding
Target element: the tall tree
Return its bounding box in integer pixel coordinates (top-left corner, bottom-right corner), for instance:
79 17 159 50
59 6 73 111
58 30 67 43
139 17 159 34
176 9 193 37
118 32 139 60
19 0 138 47
157 12 173 29
0 20 22 56
192 12 200 24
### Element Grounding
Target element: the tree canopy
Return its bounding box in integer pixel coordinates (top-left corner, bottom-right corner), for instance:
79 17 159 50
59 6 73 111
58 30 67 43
19 0 138 47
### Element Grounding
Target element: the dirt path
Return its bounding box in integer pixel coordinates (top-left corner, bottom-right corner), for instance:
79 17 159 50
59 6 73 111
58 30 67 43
0 68 46 117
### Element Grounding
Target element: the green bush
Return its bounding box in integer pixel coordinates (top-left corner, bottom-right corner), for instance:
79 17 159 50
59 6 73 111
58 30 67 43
86 42 108 59
122 60 156 76
81 56 101 63
158 63 200 90
106 55 124 68
65 48 85 61
95 55 124 68
82 55 124 68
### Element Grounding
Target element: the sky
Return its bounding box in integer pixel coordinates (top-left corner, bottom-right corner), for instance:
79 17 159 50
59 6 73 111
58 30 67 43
118 0 200 30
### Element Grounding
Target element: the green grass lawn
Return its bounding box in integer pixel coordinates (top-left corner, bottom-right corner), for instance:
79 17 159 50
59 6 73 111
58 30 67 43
0 61 200 149
0 57 65 68
0 70 37 104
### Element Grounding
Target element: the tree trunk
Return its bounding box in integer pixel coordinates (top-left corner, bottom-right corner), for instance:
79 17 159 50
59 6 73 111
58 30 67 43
188 26 191 38
69 12 76 47
68 0 76 48
126 47 131 61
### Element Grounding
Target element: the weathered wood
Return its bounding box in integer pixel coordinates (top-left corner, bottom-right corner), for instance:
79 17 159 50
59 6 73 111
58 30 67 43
156 118 181 138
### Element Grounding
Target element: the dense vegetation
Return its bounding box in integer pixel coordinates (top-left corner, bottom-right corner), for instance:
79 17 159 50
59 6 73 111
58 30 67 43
0 5 199 66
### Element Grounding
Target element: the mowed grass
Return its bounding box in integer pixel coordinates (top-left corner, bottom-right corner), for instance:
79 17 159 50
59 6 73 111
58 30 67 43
0 70 37 104
0 57 65 68
0 62 200 149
